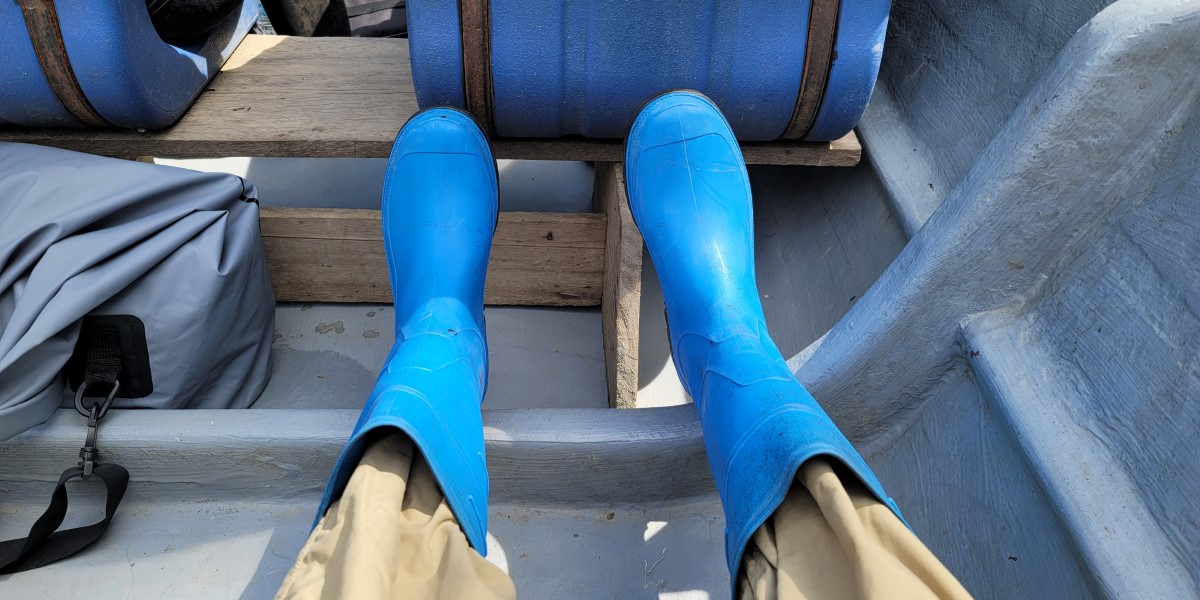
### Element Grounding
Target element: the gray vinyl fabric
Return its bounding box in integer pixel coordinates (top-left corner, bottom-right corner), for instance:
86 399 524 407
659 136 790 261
346 0 406 37
0 143 274 441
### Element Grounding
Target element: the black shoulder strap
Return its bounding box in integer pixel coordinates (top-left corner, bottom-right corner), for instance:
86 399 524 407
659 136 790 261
0 326 131 574
0 463 129 574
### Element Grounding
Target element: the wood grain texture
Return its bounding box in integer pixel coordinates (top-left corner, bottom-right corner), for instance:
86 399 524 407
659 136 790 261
260 207 606 306
0 35 860 165
492 133 862 165
594 163 643 409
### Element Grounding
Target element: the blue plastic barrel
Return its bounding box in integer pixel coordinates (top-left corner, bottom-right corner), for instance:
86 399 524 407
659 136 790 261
0 0 257 129
407 0 891 141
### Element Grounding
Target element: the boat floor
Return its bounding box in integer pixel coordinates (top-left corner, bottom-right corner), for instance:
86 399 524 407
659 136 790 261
0 152 913 598
0 294 727 597
0 492 726 598
258 302 614 411
7 3 1200 598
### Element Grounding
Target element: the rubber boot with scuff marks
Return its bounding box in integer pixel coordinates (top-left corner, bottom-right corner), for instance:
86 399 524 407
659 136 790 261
624 90 905 590
315 108 497 553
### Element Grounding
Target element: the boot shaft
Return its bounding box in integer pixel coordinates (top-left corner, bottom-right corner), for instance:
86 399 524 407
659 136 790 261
317 109 499 554
626 92 775 394
382 110 498 337
625 91 903 588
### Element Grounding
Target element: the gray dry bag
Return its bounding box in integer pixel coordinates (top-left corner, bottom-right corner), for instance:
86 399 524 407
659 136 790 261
0 143 275 442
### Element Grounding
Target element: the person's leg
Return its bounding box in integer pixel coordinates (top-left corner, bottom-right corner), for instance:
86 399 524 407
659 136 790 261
625 90 970 598
276 431 514 600
279 108 509 598
739 459 971 600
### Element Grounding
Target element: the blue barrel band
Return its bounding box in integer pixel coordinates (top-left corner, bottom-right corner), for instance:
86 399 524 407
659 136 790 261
781 0 839 139
802 0 890 141
459 0 495 133
17 0 110 127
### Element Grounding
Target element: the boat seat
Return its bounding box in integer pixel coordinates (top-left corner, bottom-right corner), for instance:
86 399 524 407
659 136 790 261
0 31 863 410
0 0 258 129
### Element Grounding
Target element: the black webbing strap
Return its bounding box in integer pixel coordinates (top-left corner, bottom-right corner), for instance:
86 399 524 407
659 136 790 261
0 327 130 574
82 328 122 386
0 464 129 574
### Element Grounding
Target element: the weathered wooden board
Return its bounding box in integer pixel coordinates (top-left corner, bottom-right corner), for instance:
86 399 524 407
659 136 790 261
494 133 861 166
594 163 643 408
260 207 606 306
0 35 861 165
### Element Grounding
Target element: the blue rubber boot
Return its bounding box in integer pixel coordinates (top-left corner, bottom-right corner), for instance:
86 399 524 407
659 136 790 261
315 108 497 553
625 91 905 586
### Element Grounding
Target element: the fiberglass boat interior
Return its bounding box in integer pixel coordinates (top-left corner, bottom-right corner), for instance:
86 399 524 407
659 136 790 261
2 0 1198 598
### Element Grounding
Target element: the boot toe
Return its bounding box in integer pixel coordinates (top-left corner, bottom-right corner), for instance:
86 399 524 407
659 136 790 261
626 91 741 165
394 108 493 159
624 91 747 227
380 107 499 311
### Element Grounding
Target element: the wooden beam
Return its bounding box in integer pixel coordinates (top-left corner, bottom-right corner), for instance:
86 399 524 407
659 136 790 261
493 133 861 166
259 207 606 306
594 163 643 409
0 36 861 166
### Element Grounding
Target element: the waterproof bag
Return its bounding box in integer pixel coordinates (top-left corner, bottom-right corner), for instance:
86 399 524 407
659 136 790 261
0 142 275 443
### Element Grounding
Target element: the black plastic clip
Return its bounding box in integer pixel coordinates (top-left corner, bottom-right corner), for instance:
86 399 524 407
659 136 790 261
74 381 120 479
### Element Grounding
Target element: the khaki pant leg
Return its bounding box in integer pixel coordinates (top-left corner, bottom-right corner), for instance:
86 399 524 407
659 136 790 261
739 458 973 600
276 432 516 600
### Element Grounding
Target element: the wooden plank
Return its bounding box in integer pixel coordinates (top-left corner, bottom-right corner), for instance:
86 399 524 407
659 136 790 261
594 163 643 409
3 36 414 158
260 207 606 306
0 35 861 166
494 132 861 166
